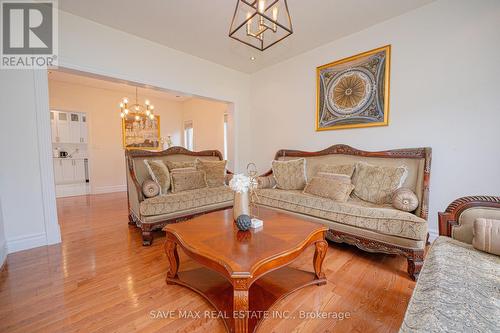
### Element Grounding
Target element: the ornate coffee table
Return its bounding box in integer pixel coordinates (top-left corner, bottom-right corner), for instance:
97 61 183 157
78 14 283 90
163 208 328 333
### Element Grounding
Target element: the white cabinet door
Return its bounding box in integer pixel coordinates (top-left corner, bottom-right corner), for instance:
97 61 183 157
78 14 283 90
80 113 88 143
74 159 86 182
61 159 74 183
56 112 70 143
69 113 81 143
53 159 63 184
50 111 58 143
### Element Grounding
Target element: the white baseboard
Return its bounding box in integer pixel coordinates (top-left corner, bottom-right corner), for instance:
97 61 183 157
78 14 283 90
7 232 47 253
92 185 127 195
428 229 439 242
56 183 90 198
0 239 7 269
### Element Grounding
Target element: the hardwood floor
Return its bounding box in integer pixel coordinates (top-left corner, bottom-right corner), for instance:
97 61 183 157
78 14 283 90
0 192 416 333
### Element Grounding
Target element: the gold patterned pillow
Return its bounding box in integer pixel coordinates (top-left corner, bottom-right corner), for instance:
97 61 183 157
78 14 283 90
256 175 277 189
392 188 419 212
195 159 226 187
143 160 170 194
170 170 207 193
317 172 352 184
352 162 407 204
303 177 354 202
316 164 355 177
272 158 307 190
142 179 160 198
165 160 195 171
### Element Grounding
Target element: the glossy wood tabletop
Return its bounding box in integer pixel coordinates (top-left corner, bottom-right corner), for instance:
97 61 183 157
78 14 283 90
0 192 416 333
164 208 328 277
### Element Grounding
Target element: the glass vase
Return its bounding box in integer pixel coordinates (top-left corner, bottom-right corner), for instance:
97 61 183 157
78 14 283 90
233 191 250 221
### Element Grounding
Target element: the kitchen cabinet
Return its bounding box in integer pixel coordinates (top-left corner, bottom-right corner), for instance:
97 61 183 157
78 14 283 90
51 110 88 144
53 158 87 184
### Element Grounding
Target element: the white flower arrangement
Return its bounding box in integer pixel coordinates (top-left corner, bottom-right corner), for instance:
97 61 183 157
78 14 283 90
229 174 251 193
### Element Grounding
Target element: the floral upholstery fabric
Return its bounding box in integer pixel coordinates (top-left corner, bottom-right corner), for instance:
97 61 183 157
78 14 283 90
352 162 407 204
303 177 354 202
400 236 500 333
140 186 233 216
256 175 277 189
254 188 427 241
143 160 170 194
316 172 352 184
195 158 226 187
315 164 355 177
271 158 307 190
165 160 195 171
170 170 207 193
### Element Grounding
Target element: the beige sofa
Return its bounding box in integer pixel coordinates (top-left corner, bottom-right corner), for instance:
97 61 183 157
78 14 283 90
125 147 233 245
253 144 432 280
400 196 500 332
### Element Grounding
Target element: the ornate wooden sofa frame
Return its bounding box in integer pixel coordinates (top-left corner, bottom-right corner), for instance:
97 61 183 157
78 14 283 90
438 195 500 238
260 144 432 280
125 147 233 245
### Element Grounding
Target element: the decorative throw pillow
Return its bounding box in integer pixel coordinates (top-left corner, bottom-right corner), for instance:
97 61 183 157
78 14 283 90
316 164 355 177
165 160 195 171
256 175 277 189
142 179 160 198
317 172 352 185
195 158 226 187
143 160 170 194
303 177 354 202
170 170 207 193
272 158 307 190
392 188 419 212
352 162 407 204
473 218 500 256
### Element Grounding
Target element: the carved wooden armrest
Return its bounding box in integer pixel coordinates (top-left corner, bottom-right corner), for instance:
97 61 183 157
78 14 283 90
438 196 500 237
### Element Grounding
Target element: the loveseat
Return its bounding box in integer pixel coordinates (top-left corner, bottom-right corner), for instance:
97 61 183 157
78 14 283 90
253 144 432 280
400 196 500 332
125 147 233 245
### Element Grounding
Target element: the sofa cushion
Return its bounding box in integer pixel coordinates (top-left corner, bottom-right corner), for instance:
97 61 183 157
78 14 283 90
473 218 500 256
142 179 160 198
165 160 195 171
392 188 419 212
352 162 407 204
254 188 427 241
272 158 307 190
317 172 352 184
315 164 355 177
143 160 170 194
256 175 277 189
400 236 500 333
195 158 226 187
303 177 354 202
140 186 233 216
170 170 207 193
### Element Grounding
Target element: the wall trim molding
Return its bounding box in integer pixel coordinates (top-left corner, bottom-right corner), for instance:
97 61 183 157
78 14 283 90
33 70 61 246
0 239 7 269
92 185 127 195
7 232 47 253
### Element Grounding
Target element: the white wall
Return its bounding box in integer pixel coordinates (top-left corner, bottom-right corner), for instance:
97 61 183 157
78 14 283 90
0 10 251 253
49 79 185 193
0 198 7 267
249 0 500 236
181 98 232 168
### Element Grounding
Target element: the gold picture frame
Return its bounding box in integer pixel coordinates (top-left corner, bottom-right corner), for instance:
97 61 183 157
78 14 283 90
122 114 161 150
316 45 391 131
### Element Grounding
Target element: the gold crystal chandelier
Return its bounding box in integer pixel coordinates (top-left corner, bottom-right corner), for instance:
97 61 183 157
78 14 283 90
119 87 155 121
229 0 293 51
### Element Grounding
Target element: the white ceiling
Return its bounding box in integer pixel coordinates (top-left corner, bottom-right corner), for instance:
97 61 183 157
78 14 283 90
59 0 434 73
48 69 192 102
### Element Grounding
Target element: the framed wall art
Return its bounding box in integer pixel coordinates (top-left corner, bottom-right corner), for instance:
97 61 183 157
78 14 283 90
316 45 391 131
122 114 161 150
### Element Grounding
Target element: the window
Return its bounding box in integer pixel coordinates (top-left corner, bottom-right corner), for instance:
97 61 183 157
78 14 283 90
223 114 228 160
184 121 193 151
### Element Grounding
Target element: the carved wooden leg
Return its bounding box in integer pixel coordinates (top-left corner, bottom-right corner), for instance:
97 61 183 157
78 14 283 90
313 240 328 285
233 287 249 333
165 239 179 283
407 249 424 281
142 230 153 246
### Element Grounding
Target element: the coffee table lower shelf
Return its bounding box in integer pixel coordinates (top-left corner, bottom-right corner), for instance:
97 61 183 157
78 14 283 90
166 266 326 333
